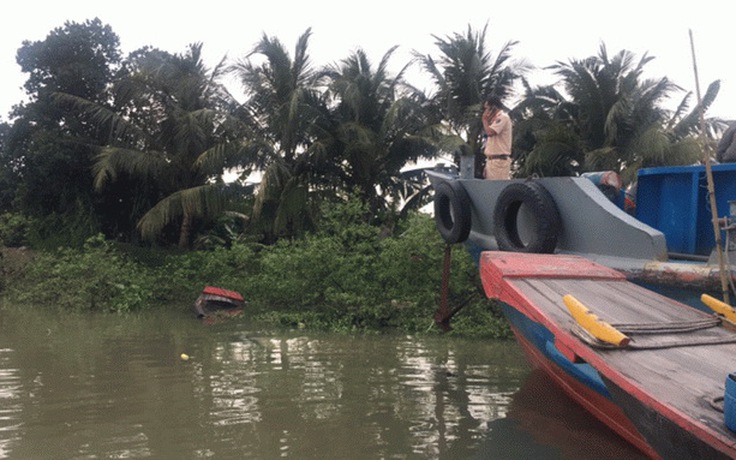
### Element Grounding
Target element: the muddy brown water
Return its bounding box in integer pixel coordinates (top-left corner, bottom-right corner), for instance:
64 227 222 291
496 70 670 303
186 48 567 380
0 306 644 459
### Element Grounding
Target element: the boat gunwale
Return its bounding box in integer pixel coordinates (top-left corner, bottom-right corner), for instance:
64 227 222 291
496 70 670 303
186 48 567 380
480 251 736 458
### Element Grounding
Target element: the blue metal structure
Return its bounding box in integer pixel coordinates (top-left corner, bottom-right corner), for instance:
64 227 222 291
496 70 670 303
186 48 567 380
637 163 736 255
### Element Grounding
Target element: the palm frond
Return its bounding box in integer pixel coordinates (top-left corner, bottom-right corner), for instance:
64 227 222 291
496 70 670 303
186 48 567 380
136 183 231 241
52 92 145 142
673 80 722 139
92 147 168 189
583 146 618 172
637 127 701 168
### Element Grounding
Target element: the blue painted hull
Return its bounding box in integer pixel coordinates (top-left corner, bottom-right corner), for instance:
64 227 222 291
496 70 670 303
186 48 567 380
500 303 609 397
497 302 657 457
480 251 736 458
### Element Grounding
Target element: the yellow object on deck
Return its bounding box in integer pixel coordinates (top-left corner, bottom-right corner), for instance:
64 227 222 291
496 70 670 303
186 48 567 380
701 294 736 323
563 294 631 347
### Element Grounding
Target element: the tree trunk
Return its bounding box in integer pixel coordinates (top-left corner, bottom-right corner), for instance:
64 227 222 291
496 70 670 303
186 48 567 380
178 212 192 249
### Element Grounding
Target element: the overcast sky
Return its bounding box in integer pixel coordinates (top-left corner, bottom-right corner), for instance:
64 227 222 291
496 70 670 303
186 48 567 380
1 0 733 122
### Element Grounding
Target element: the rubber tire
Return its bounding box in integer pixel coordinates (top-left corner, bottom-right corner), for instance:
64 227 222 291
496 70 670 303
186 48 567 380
493 181 561 253
434 181 472 244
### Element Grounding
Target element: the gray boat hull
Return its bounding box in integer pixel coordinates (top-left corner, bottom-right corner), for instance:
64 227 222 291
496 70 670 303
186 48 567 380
427 170 732 292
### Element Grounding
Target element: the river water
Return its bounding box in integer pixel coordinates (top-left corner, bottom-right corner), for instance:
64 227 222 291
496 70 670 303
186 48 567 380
0 306 644 459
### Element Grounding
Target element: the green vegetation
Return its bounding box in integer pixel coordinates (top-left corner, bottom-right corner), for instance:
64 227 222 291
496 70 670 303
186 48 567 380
513 44 722 183
1 204 511 339
0 20 729 339
2 20 726 250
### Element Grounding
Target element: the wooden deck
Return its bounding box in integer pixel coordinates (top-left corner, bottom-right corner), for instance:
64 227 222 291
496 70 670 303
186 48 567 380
480 251 736 458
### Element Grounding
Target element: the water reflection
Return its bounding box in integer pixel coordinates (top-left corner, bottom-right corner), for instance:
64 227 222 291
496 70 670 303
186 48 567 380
0 348 22 458
478 369 646 459
0 307 640 459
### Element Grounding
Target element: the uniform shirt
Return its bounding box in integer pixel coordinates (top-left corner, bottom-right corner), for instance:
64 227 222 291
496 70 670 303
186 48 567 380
484 110 512 156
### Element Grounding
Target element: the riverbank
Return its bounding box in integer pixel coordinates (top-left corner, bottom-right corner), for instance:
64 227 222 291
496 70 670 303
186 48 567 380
0 215 511 339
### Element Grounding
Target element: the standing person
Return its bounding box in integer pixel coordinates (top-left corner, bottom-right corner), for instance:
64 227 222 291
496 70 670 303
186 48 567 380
481 96 513 180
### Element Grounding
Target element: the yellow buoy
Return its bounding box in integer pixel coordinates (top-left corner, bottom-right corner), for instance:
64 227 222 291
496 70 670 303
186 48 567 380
180 353 190 361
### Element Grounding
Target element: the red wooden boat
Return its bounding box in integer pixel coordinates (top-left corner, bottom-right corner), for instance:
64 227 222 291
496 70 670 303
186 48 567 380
193 286 246 319
480 251 736 459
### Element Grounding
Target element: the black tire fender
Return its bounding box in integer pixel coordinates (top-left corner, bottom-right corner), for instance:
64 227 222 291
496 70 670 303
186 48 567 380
492 181 561 253
434 181 471 244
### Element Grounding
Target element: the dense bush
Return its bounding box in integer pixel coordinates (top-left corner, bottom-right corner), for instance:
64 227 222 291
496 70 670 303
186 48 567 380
157 243 260 302
2 207 511 338
0 213 32 247
8 234 157 312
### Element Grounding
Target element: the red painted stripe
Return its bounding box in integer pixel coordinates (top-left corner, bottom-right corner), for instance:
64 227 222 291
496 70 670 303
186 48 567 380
484 252 736 458
202 286 244 301
511 327 660 459
480 251 626 280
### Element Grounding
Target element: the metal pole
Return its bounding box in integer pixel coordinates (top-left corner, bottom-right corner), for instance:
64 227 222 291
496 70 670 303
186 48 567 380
434 244 453 331
690 29 731 304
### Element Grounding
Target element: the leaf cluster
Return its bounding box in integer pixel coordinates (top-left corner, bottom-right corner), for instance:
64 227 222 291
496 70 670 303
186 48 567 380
514 44 727 183
7 234 157 313
3 207 510 338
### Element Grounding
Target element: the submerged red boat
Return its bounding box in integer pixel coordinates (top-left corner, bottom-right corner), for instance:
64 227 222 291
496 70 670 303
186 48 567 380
193 286 246 319
480 251 736 459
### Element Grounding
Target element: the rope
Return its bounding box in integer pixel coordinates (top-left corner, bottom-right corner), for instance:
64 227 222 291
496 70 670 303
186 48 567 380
611 317 721 334
571 318 736 350
710 395 725 413
725 227 736 296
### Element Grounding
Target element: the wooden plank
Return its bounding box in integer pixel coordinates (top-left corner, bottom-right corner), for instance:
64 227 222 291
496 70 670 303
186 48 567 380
492 264 736 441
480 251 625 280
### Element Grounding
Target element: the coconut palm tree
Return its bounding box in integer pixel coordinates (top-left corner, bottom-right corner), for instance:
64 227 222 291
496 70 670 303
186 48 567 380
515 43 724 183
230 29 332 242
414 23 530 171
321 47 438 220
88 43 252 248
